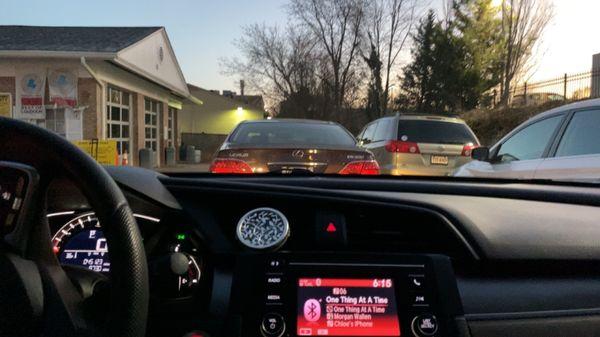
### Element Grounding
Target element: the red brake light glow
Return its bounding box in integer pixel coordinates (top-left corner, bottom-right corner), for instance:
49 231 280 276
339 160 380 175
461 143 478 157
385 140 420 154
209 158 254 174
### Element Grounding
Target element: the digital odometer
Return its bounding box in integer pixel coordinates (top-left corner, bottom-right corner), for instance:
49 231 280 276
51 213 110 273
297 278 401 336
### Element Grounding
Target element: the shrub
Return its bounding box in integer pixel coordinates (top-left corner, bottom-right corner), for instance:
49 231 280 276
460 101 565 146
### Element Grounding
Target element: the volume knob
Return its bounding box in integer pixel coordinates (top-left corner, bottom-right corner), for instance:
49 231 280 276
261 312 286 337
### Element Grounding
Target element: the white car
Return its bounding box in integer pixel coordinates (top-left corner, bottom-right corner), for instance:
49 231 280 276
455 98 600 182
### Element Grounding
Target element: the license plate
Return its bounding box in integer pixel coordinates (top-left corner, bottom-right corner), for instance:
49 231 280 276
430 155 449 165
279 166 314 174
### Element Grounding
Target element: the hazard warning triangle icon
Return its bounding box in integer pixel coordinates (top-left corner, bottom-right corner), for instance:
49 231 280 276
326 222 337 233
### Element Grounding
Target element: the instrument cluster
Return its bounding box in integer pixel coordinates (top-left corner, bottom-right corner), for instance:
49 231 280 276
47 210 205 300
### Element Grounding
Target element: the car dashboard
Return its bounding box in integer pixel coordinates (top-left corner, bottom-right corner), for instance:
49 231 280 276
45 167 600 337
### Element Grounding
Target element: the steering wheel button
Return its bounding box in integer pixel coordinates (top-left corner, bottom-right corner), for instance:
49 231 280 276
261 313 285 337
1 191 10 201
11 197 22 211
5 213 14 226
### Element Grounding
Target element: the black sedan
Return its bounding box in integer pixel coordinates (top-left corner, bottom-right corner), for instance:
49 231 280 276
209 119 380 175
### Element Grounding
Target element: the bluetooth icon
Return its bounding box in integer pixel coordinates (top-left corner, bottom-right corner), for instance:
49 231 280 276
307 303 318 319
303 299 321 322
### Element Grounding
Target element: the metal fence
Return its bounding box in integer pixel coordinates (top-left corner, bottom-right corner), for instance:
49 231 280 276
490 70 600 108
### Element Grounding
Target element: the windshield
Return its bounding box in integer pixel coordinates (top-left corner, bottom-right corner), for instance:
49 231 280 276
229 122 356 147
4 0 599 183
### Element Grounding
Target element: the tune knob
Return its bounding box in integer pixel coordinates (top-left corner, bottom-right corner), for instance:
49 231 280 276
411 314 438 336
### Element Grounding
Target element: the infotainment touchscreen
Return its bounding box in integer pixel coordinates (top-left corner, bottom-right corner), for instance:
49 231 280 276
296 278 401 336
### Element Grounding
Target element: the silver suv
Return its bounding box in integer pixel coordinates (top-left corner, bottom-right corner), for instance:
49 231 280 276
357 114 480 176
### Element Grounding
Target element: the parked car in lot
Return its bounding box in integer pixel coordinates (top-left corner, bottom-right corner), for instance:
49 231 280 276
511 92 565 107
357 114 479 176
455 98 600 181
210 119 379 175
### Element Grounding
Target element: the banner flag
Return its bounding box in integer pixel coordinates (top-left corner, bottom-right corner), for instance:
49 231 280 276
16 67 46 119
49 68 78 107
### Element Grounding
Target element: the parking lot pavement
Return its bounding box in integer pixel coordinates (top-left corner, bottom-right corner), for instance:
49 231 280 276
158 163 210 173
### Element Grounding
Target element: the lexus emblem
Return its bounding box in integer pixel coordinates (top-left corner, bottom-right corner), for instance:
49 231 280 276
292 150 305 158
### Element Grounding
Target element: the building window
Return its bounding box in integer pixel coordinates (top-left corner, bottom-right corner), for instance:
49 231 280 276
144 98 160 151
106 87 131 155
167 107 176 148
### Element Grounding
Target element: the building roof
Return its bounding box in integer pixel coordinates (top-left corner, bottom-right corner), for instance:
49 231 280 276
0 25 162 53
187 84 267 113
0 25 194 98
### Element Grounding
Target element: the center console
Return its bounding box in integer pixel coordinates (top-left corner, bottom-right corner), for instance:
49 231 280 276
231 253 465 337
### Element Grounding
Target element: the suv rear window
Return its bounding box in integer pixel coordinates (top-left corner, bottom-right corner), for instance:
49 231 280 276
230 122 356 146
397 120 477 144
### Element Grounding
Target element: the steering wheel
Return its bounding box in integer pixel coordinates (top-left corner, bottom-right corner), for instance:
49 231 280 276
0 117 149 337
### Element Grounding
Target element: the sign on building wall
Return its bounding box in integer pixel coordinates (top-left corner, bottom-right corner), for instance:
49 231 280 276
0 93 11 118
16 68 46 119
73 140 118 166
49 68 78 107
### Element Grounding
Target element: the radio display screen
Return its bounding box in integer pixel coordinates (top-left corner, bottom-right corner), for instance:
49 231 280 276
296 278 401 336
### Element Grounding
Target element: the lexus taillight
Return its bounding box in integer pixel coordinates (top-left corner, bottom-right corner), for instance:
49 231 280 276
385 140 420 154
461 143 477 157
209 158 254 174
339 160 380 175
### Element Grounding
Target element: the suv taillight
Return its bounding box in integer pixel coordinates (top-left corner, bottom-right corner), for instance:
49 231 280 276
461 143 477 157
385 140 420 154
339 160 380 175
209 158 254 174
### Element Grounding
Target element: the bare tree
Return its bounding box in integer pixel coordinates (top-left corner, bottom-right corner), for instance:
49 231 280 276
220 24 319 114
499 0 553 105
363 0 421 116
288 0 366 114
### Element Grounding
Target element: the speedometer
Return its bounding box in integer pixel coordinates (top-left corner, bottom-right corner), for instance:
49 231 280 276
51 212 110 273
